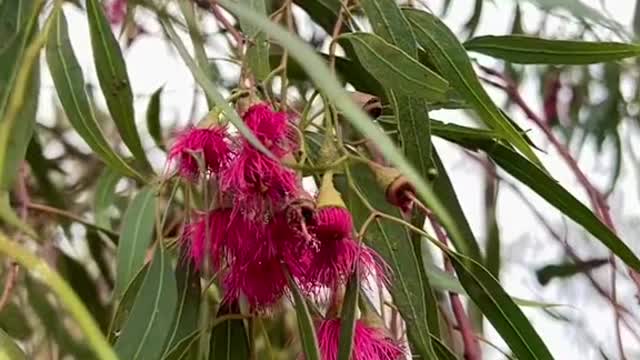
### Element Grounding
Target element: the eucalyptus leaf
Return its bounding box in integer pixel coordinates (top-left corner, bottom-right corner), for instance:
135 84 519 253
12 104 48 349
465 35 640 64
0 328 26 360
146 86 165 150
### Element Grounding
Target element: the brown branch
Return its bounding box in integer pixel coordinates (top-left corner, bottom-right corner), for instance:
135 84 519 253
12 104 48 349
409 192 482 359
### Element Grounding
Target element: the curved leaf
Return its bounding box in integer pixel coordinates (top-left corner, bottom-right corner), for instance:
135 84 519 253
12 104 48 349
339 32 448 101
86 0 151 171
163 257 201 356
403 9 542 167
146 86 165 151
286 271 321 360
209 303 250 360
337 273 359 360
465 35 640 64
115 246 178 360
46 11 144 181
0 328 26 360
114 187 156 298
94 167 121 230
447 252 553 360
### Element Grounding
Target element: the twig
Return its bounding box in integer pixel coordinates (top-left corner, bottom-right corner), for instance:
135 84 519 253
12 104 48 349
328 0 349 72
408 192 482 359
27 203 118 240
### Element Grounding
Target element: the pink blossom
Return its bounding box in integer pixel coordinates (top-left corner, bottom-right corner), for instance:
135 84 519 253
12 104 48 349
168 126 231 180
313 318 405 360
223 254 288 310
303 207 387 291
105 0 127 25
241 103 296 156
183 208 233 271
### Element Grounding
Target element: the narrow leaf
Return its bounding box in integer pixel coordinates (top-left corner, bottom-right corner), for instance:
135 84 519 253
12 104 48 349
94 167 121 230
465 35 640 64
448 252 554 360
237 0 271 81
109 265 149 342
163 256 201 355
404 9 542 166
536 258 609 285
114 187 156 298
359 0 417 56
46 11 143 181
86 0 151 171
337 273 359 360
339 32 448 101
209 303 250 360
146 86 165 150
115 246 178 360
0 328 26 360
286 271 321 360
292 0 344 34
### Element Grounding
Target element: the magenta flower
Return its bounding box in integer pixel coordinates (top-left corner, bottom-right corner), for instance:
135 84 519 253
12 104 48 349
183 208 233 271
314 318 405 360
223 254 288 310
221 103 299 222
168 126 231 180
105 0 127 25
303 207 386 291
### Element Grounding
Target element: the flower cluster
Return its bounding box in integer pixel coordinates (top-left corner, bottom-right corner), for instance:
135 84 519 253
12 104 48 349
169 103 386 312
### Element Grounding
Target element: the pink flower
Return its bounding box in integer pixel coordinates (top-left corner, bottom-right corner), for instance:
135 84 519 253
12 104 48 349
168 126 231 180
221 103 299 222
303 207 386 291
105 0 127 25
223 254 288 310
314 318 405 360
183 209 233 271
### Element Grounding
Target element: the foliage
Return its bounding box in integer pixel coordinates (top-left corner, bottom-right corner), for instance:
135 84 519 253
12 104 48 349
0 0 639 359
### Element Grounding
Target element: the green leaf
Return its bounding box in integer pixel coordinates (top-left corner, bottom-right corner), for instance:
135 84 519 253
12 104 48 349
359 0 417 56
342 164 438 358
404 9 542 167
447 252 553 360
0 192 36 238
114 187 156 298
94 167 121 230
179 0 218 109
432 338 460 360
0 0 40 191
238 0 271 81
86 0 151 172
163 331 199 360
0 328 26 360
115 246 178 360
339 33 448 101
26 135 66 209
286 271 321 360
46 11 144 182
163 256 201 356
146 86 165 151
292 0 344 34
464 35 640 64
0 303 32 340
210 302 250 360
337 273 359 360
432 122 640 273
536 258 609 285
109 265 149 342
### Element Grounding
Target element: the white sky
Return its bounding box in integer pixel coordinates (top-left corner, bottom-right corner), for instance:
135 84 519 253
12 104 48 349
42 0 640 359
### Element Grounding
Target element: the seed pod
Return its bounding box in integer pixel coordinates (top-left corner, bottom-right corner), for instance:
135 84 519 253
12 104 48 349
369 162 415 211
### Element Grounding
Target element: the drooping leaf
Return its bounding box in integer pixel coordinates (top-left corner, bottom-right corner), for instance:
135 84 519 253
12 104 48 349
109 265 149 342
146 86 165 151
292 0 344 34
337 272 359 360
404 9 542 166
46 11 144 181
286 271 321 360
86 0 151 172
447 252 554 360
342 164 438 358
25 134 66 209
237 0 271 81
162 255 201 356
536 258 609 285
465 35 640 64
431 121 640 273
210 302 250 360
94 167 122 230
0 328 26 360
339 32 448 101
114 186 156 298
115 246 178 360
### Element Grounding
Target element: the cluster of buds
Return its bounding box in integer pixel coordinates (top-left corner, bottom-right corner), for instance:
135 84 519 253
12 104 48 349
168 102 405 358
